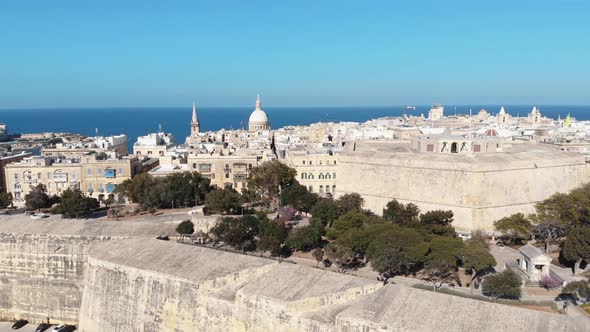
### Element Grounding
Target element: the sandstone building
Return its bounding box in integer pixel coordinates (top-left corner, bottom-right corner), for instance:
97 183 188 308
336 138 590 232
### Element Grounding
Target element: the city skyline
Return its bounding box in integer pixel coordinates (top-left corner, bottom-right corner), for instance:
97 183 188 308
1 0 589 108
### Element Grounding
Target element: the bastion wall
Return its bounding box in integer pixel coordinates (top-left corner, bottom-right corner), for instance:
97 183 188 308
0 218 582 331
0 218 178 324
336 141 590 231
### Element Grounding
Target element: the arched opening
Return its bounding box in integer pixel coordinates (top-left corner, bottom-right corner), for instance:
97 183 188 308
451 142 458 153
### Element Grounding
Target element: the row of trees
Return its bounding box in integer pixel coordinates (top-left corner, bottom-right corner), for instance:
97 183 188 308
116 172 211 209
494 183 590 274
22 184 99 218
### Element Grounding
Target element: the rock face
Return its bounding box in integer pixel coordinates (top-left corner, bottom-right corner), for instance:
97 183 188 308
0 219 178 323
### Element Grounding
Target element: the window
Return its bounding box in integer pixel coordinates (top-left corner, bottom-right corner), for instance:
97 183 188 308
98 169 102 175
326 173 331 179
193 163 197 169
310 160 312 165
302 160 306 165
37 173 41 179
334 160 337 165
87 168 92 175
148 151 152 155
225 173 229 178
118 168 123 175
427 144 434 152
326 185 330 193
105 169 116 178
319 185 324 193
332 185 336 192
319 160 322 165
302 173 307 180
319 173 324 179
309 174 314 179
14 174 17 181
308 185 313 192
333 172 336 179
159 151 164 156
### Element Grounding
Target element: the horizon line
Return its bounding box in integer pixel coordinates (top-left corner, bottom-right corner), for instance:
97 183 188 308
2 103 590 111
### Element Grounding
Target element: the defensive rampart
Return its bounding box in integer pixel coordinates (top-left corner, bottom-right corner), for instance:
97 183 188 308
0 218 177 323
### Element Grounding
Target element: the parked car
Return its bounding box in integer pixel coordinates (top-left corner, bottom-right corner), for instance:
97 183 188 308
58 325 76 332
52 324 65 331
31 213 49 219
11 319 28 329
456 232 472 240
35 323 51 332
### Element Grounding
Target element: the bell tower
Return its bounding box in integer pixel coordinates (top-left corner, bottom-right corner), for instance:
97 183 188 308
191 101 200 135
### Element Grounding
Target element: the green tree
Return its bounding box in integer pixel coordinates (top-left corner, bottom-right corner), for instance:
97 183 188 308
281 183 318 213
382 199 419 225
205 187 242 214
311 199 341 227
366 226 429 268
417 210 456 237
115 173 155 204
482 269 522 301
312 248 324 267
57 188 100 218
25 184 51 211
257 216 289 255
426 236 464 268
286 224 323 252
562 226 590 275
422 260 455 291
210 215 259 251
494 213 532 244
561 280 590 303
326 242 354 273
461 240 497 288
0 192 13 209
372 248 412 278
248 160 297 202
335 193 364 214
326 211 367 240
176 220 195 236
532 220 568 253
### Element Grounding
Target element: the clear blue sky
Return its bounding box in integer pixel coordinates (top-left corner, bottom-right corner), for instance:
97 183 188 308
1 0 588 108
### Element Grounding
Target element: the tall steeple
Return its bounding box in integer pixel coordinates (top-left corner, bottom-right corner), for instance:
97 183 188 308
191 101 200 135
255 94 262 110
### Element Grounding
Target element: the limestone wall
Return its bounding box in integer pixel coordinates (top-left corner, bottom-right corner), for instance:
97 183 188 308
0 233 112 323
336 144 590 231
0 218 178 324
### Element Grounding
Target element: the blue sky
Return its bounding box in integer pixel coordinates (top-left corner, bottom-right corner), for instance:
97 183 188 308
0 0 588 107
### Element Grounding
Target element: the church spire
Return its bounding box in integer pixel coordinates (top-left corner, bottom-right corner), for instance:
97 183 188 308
192 101 198 123
255 94 262 110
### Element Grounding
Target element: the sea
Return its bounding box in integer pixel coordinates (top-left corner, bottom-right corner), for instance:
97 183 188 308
0 105 589 149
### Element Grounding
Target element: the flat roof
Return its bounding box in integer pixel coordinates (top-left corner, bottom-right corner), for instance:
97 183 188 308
89 238 275 283
340 140 585 171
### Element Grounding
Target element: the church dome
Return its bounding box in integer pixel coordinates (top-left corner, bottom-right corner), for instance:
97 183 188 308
249 109 268 123
248 95 270 131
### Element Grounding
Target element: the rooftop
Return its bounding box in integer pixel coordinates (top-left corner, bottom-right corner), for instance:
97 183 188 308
340 140 585 171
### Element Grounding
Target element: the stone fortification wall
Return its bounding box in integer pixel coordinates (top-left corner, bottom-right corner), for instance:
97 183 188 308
336 141 590 231
0 219 178 324
78 239 580 332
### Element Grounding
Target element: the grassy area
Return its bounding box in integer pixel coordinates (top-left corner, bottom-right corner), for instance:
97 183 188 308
581 304 590 315
411 284 559 311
